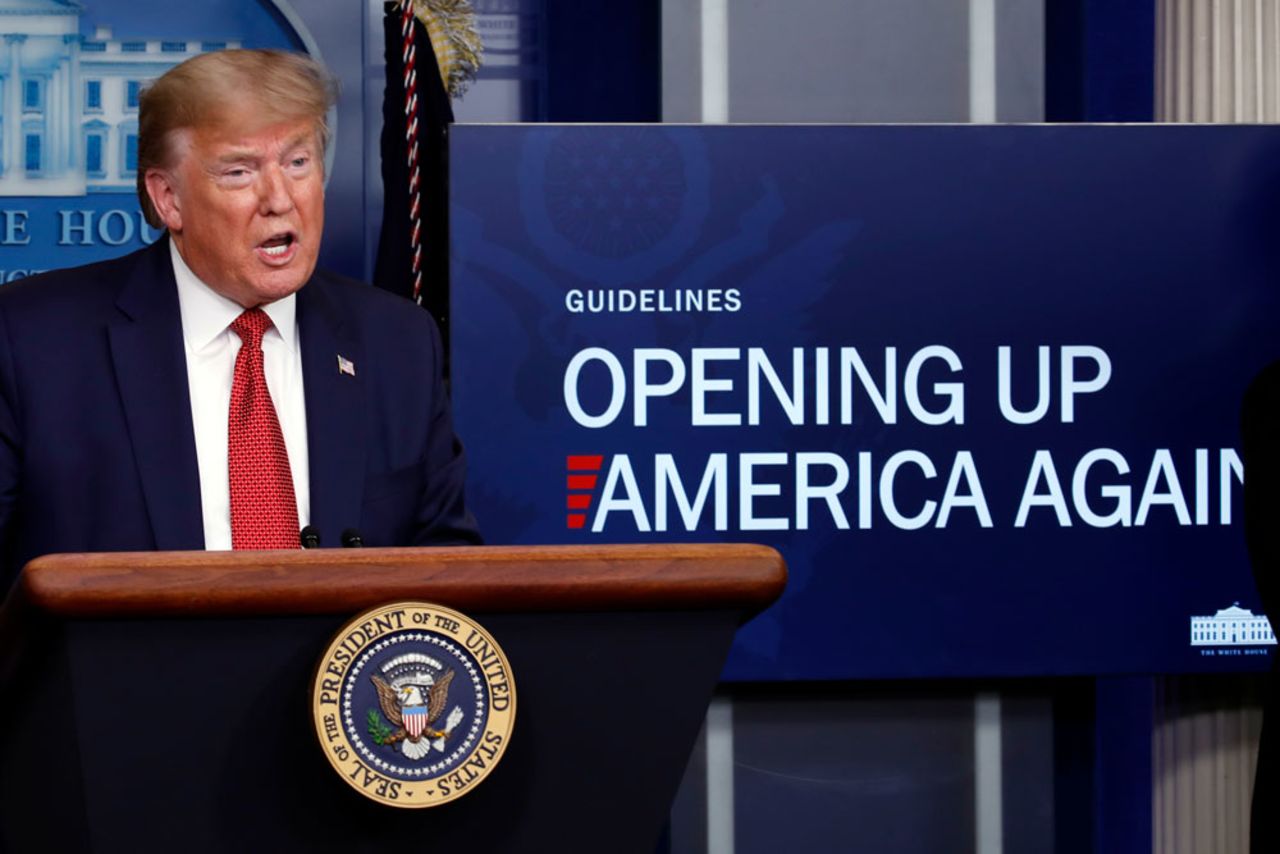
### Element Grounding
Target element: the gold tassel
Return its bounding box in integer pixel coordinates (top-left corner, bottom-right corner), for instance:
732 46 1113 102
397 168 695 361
414 0 484 99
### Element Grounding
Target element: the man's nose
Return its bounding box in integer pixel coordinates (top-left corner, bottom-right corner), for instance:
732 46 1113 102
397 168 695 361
257 165 295 216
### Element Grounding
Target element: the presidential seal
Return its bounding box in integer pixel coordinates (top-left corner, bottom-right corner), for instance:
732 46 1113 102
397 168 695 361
311 601 516 808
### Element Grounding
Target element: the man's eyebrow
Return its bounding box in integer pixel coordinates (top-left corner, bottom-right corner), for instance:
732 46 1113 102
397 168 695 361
215 149 260 165
282 133 318 153
210 133 317 167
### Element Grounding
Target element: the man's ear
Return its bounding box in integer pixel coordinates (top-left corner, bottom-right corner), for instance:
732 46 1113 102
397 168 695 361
144 169 183 232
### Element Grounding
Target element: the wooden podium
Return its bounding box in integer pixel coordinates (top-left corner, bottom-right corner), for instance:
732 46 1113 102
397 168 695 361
0 544 784 853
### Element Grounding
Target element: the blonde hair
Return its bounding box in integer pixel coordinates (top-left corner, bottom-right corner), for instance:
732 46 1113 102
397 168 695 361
137 49 338 227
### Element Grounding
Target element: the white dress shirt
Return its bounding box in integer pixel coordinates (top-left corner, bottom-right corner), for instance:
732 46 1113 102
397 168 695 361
170 240 311 550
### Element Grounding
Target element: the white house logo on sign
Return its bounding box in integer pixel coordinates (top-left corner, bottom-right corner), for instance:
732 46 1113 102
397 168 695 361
1191 603 1275 658
1 0 312 281
0 2 240 199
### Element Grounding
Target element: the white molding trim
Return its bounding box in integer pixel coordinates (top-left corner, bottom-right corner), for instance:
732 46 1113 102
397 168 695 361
700 0 728 123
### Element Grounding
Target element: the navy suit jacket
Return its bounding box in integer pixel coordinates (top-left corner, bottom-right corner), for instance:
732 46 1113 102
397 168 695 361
0 237 479 590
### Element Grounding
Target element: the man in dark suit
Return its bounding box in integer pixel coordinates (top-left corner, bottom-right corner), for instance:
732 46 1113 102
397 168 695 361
0 49 479 592
1243 363 1280 853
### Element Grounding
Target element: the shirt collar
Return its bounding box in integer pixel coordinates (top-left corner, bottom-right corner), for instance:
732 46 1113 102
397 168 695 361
170 239 298 352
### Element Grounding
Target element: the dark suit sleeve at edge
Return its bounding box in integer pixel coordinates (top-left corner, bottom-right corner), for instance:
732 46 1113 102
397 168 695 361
1243 364 1280 618
413 313 482 546
0 306 23 591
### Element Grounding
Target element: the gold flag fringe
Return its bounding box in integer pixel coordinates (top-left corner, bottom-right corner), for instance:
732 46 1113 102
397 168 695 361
414 0 484 99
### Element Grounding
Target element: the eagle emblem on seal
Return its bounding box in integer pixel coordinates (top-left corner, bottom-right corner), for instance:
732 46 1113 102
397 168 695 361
367 653 465 759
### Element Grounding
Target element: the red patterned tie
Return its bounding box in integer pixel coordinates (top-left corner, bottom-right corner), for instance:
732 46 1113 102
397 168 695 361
228 308 299 549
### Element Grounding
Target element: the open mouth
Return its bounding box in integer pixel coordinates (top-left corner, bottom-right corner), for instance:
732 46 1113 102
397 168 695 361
258 233 296 258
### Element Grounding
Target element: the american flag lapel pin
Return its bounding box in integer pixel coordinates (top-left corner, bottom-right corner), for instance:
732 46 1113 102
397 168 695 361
337 354 356 377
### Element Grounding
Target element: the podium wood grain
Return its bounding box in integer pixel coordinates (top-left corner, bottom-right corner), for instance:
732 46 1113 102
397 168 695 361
16 543 786 618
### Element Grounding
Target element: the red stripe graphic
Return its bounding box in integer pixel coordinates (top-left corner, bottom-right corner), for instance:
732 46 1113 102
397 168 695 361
566 455 604 530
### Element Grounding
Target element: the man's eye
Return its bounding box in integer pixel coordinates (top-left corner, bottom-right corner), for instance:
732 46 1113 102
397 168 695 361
291 156 310 168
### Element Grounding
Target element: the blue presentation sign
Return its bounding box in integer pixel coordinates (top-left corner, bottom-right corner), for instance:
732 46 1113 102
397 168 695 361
450 124 1280 680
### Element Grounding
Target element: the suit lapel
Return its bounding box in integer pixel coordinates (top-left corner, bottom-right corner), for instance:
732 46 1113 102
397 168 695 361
107 238 205 550
298 278 366 541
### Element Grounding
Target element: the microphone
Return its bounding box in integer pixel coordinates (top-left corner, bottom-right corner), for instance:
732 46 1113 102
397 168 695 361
300 525 321 549
341 528 364 548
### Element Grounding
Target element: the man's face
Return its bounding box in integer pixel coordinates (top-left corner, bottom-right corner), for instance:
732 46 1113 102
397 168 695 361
148 116 325 308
